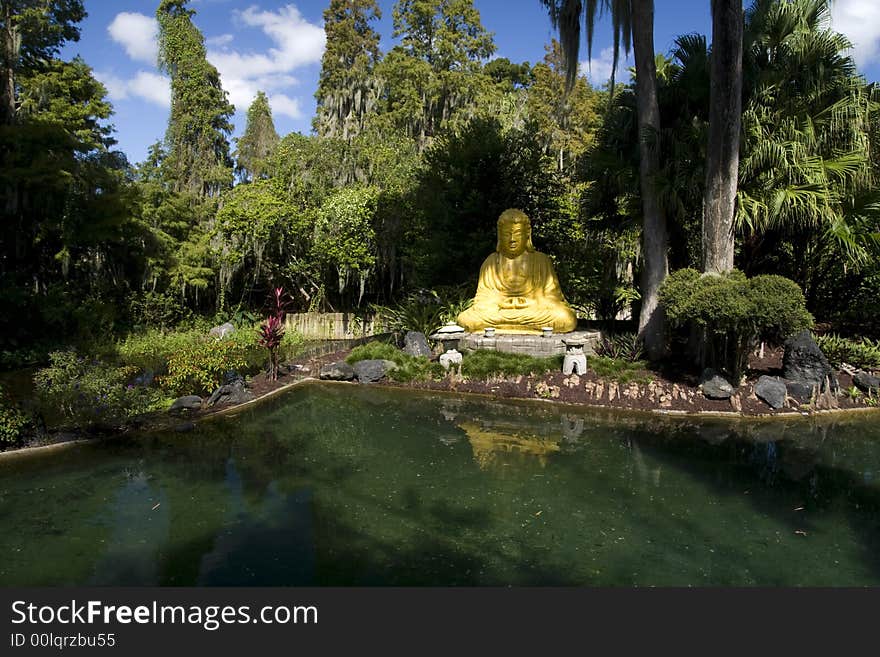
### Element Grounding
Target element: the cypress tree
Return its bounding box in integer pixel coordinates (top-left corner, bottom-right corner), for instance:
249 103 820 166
234 91 279 183
315 0 382 141
156 0 234 199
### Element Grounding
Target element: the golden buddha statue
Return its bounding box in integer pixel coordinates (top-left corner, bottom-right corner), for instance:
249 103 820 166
457 209 577 334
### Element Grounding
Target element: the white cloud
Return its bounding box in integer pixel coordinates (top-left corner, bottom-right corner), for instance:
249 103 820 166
107 12 159 65
129 71 171 108
831 0 880 69
206 4 324 114
104 4 321 123
579 47 633 86
95 69 170 108
206 33 234 48
267 94 302 120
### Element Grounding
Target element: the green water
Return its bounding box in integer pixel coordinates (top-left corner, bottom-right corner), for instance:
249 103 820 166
1 382 879 586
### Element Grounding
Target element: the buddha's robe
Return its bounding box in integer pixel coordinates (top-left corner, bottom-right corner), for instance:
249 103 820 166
457 251 577 334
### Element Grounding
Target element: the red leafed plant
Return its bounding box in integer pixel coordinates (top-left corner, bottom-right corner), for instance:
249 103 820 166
259 287 290 381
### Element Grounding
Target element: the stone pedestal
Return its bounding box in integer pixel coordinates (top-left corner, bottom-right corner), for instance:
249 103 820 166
459 330 601 358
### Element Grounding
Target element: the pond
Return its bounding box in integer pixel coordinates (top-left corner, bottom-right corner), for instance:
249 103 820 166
1 382 879 586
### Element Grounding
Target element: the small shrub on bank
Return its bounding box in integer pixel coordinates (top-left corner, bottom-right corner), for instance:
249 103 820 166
595 333 645 362
117 325 305 394
660 269 813 380
461 350 562 379
372 288 474 336
34 351 165 428
160 334 254 397
816 334 880 371
0 384 29 444
347 341 405 364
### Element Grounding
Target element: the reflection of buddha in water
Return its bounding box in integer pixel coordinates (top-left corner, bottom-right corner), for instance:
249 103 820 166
457 209 577 334
457 421 561 470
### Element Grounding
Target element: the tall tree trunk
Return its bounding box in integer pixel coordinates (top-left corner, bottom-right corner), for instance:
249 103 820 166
0 2 18 126
702 0 743 273
631 0 668 360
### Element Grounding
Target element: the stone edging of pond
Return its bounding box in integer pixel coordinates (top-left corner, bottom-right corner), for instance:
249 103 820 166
3 375 878 463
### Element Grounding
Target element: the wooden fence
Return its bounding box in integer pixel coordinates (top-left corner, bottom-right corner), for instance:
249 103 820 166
284 312 387 340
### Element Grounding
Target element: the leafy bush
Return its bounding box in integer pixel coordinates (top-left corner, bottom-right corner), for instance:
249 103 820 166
461 350 562 379
0 384 29 444
373 288 474 337
595 332 645 362
346 341 444 382
660 269 813 380
116 328 207 374
159 334 254 397
372 291 447 337
129 290 191 330
34 351 165 429
816 334 880 371
346 341 406 364
117 324 303 386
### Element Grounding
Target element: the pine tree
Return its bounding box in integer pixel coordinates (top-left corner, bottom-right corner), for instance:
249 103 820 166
526 40 599 177
0 0 85 125
234 91 279 183
156 0 234 199
378 0 496 149
315 0 382 141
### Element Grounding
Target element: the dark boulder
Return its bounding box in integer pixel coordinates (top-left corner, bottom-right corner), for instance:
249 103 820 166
784 379 816 400
169 395 203 413
133 369 155 387
853 372 880 395
755 375 787 409
209 322 235 338
319 361 355 381
206 378 254 407
700 369 735 400
353 359 388 383
783 330 836 391
403 331 432 357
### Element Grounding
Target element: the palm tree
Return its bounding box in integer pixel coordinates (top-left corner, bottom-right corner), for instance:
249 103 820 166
737 0 879 276
542 0 669 360
702 0 743 274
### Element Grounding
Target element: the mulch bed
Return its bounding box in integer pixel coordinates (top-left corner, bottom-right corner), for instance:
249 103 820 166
220 345 875 418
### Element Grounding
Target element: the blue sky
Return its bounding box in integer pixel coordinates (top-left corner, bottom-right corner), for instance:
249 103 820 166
61 0 880 166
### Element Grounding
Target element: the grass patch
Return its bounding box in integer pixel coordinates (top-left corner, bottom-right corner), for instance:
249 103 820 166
588 356 653 384
461 350 562 379
346 341 445 383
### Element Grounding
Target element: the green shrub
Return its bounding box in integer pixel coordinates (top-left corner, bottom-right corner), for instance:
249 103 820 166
129 290 191 330
347 341 406 365
159 334 254 397
461 350 562 379
0 384 29 444
595 332 645 362
372 288 474 336
816 334 880 370
660 269 813 380
34 351 165 429
116 328 206 374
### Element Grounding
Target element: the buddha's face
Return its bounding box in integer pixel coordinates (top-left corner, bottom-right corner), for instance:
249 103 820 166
499 221 527 258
